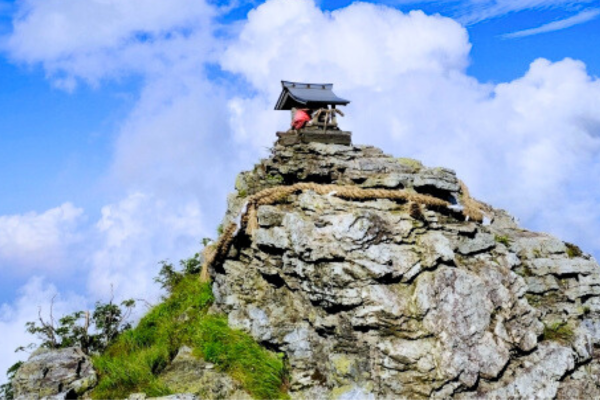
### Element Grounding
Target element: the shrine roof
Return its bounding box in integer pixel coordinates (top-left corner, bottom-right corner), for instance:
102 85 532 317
275 81 350 110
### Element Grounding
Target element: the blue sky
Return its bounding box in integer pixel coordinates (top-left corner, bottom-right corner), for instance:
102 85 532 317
1 0 600 382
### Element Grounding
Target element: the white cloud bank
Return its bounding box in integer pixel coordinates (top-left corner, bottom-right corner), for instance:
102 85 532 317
6 0 216 89
87 192 205 303
2 0 600 382
0 203 84 273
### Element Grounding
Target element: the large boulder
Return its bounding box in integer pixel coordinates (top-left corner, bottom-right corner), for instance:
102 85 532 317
158 346 250 400
13 347 96 400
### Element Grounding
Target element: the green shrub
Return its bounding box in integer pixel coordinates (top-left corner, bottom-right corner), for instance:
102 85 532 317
92 276 288 399
265 174 284 185
0 361 23 400
21 298 135 355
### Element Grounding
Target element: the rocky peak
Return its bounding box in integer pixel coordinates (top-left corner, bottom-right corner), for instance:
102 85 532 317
211 141 600 399
235 142 461 200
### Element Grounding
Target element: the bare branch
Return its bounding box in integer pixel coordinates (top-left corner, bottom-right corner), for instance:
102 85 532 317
135 298 154 309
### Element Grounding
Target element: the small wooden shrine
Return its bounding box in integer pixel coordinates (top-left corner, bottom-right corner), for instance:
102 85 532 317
275 81 352 145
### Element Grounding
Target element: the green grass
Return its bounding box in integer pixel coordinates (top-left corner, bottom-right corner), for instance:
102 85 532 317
396 157 423 171
494 235 511 247
565 242 583 258
265 174 284 185
542 321 575 344
514 265 534 278
92 276 288 399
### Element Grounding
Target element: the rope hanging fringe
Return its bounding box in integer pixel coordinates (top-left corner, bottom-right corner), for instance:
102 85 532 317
458 180 487 222
199 182 485 283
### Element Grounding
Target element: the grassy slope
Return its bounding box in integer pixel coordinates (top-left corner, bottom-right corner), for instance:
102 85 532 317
91 276 288 399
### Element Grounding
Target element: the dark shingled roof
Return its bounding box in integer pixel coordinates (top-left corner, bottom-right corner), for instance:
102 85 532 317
275 81 350 110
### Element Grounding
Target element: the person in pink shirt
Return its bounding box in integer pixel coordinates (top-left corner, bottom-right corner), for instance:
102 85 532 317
292 108 312 130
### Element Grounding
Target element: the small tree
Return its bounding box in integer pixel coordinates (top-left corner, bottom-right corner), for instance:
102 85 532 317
23 295 135 355
3 296 135 399
92 298 135 351
154 253 202 293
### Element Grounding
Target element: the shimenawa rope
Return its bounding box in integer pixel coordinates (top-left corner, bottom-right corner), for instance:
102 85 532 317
199 181 486 283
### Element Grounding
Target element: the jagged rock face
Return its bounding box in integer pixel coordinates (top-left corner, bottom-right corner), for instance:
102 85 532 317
12 347 97 400
213 143 600 399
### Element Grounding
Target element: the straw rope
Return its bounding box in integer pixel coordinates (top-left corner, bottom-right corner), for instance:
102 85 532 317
458 179 488 223
199 182 484 282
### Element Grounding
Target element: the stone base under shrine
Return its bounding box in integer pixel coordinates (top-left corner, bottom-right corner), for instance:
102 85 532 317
276 129 352 146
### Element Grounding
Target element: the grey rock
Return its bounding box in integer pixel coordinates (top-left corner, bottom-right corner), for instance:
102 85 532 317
413 167 460 193
13 347 96 400
525 275 560 293
19 142 600 400
511 234 568 259
334 385 375 400
158 346 250 400
557 359 600 399
529 257 599 276
459 342 575 399
419 231 455 267
255 226 290 251
457 231 496 255
362 173 411 189
257 205 285 227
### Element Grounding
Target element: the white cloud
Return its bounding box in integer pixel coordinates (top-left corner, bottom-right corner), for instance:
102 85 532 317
0 277 86 385
222 0 471 147
109 73 240 203
5 0 216 86
387 0 596 24
87 192 205 303
0 203 84 273
503 8 600 38
5 0 600 263
3 0 235 301
455 0 595 24
1 0 239 326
